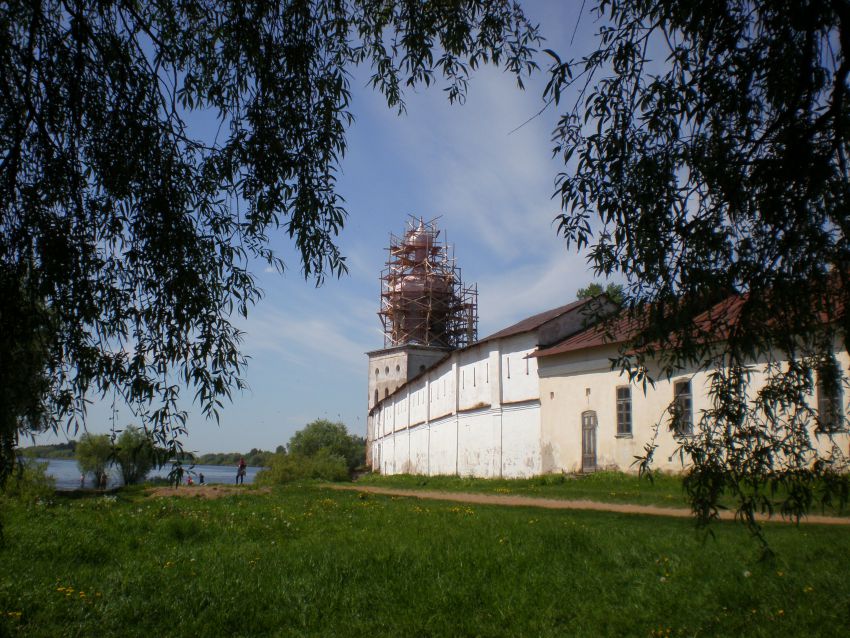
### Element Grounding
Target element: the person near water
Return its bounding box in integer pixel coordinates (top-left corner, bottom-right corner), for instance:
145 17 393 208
199 473 205 485
236 458 247 485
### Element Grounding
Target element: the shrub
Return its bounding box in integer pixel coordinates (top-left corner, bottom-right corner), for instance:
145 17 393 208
2 460 55 506
256 449 349 485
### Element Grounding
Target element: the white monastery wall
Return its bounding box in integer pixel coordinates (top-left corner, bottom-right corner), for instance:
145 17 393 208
369 332 542 478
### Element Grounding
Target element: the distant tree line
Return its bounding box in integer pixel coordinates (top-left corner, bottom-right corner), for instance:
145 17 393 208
21 440 275 469
20 440 76 459
191 449 275 468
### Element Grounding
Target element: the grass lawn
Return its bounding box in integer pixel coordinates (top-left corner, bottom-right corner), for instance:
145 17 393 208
356 471 850 518
1 482 849 637
355 471 692 508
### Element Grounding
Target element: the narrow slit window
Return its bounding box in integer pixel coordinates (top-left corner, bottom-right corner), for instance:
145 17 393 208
817 363 845 432
672 380 693 436
616 386 632 435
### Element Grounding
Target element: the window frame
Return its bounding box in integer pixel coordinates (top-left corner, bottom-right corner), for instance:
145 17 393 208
615 386 632 436
816 367 845 433
672 380 693 437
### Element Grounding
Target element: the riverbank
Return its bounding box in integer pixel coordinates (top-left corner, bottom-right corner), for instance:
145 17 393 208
29 458 264 490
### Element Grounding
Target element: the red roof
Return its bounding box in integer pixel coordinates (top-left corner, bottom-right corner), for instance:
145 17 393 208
534 294 748 358
533 312 641 357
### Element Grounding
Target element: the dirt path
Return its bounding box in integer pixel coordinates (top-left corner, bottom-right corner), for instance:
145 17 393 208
329 484 850 526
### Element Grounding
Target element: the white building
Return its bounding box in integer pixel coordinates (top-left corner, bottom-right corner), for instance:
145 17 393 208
367 295 850 477
367 297 614 477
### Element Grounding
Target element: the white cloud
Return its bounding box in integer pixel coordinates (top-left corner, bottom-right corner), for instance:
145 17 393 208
476 249 592 335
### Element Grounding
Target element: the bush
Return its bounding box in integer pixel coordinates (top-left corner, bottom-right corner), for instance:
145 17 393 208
287 419 365 472
256 449 349 485
2 460 55 506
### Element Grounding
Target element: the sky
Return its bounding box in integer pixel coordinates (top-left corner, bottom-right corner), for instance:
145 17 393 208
35 1 610 454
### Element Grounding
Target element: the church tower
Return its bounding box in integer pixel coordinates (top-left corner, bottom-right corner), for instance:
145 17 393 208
366 218 478 463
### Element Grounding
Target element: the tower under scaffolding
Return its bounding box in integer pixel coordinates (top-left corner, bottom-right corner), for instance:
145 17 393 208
379 217 478 349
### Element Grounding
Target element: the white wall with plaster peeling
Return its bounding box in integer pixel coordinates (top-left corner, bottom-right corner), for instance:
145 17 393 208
369 330 544 478
538 344 850 474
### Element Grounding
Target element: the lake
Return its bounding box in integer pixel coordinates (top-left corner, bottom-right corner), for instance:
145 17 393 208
30 458 264 490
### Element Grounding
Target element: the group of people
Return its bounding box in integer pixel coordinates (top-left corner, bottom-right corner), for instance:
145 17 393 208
182 457 246 485
79 459 248 488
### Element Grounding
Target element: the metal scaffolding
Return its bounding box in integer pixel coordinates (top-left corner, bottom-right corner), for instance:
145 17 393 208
379 217 478 349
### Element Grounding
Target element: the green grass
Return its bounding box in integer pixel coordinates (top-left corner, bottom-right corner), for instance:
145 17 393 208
356 471 693 508
356 471 850 518
1 483 849 637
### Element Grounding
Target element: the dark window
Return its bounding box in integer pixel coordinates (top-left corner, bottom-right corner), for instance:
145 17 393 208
817 365 844 432
374 389 378 404
384 388 389 398
672 380 693 436
616 386 632 435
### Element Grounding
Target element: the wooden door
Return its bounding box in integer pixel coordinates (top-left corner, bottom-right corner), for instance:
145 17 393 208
581 411 597 472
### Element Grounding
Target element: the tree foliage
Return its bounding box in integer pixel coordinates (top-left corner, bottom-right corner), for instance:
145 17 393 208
0 0 540 482
75 433 112 487
114 426 156 485
576 281 624 304
288 418 365 472
548 1 850 532
256 448 349 485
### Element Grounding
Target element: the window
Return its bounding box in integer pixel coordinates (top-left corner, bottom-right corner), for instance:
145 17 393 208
385 388 389 398
374 389 378 404
616 386 632 435
817 365 845 432
374 368 379 377
672 380 693 436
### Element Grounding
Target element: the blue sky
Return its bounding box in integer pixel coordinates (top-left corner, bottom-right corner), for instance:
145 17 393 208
38 1 608 454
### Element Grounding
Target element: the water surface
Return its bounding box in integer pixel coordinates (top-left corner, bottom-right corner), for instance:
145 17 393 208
32 457 263 490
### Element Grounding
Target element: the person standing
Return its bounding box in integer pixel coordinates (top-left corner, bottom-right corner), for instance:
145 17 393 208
236 458 246 485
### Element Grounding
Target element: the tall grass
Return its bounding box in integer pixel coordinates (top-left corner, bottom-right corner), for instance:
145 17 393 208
1 483 848 636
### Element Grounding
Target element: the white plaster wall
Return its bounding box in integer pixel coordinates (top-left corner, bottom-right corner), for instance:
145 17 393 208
409 379 428 426
409 425 430 474
368 351 408 407
458 344 492 411
430 363 455 420
370 331 544 478
500 333 539 404
428 417 458 475
457 409 501 477
539 345 850 474
500 402 541 477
